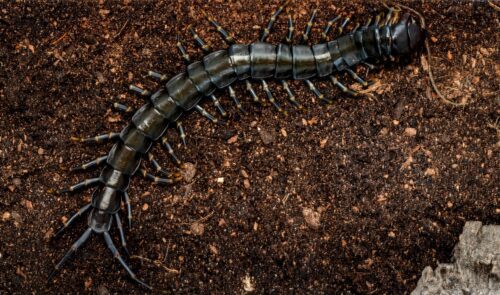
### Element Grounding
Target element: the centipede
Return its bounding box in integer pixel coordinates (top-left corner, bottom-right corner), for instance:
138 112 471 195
49 1 428 289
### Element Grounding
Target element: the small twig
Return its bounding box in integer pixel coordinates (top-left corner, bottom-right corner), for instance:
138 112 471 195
180 211 214 225
130 255 180 274
51 32 68 46
488 0 500 12
112 18 130 40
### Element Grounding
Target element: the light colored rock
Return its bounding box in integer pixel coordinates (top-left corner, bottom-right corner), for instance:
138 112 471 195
412 221 500 295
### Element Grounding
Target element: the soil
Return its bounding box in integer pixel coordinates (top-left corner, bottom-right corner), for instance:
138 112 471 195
0 0 498 294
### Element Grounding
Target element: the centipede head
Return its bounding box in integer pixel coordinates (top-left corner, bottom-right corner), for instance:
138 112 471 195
391 13 426 55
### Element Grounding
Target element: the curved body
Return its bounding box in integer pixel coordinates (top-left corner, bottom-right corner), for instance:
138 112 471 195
53 11 425 289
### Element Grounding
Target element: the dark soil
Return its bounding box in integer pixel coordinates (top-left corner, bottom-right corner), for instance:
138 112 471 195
0 1 498 294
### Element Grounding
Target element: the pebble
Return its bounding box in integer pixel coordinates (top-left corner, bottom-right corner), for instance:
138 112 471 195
320 138 328 148
227 134 238 144
388 231 396 238
258 128 276 144
404 127 417 137
216 177 224 184
243 179 250 189
241 169 249 178
302 207 321 229
190 222 204 236
2 212 11 221
142 203 149 211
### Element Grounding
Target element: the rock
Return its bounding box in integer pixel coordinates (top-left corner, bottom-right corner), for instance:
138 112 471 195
258 128 276 144
412 221 500 295
190 222 204 236
302 207 321 229
404 127 417 137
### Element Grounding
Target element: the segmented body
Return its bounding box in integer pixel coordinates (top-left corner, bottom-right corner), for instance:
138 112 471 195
51 6 425 289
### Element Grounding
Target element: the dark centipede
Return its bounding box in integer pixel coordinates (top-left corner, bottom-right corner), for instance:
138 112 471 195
49 2 426 289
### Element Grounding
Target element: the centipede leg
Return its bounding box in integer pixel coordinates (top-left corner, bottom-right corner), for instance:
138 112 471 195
351 22 360 33
103 232 152 290
260 0 290 42
210 94 227 117
140 169 181 185
202 11 235 45
148 154 168 175
176 122 186 147
361 17 372 30
129 84 151 97
301 9 317 43
48 228 93 283
195 105 221 124
338 17 350 35
114 213 129 256
113 102 134 113
228 86 246 114
321 15 340 41
281 80 302 109
345 68 369 87
161 136 181 166
262 80 287 115
285 15 294 44
305 79 331 104
60 178 101 194
245 81 261 104
147 70 168 82
188 25 211 53
70 132 120 143
53 204 92 239
329 76 359 97
123 192 132 228
176 37 191 64
70 155 108 172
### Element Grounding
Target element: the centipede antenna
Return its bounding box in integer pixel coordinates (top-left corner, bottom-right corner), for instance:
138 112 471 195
188 25 211 53
60 178 101 194
123 192 132 228
228 85 247 114
70 132 120 144
281 80 302 109
176 36 191 64
260 0 290 42
139 169 180 185
329 76 359 97
305 80 331 104
202 10 235 45
53 204 92 239
114 213 129 256
338 17 350 35
103 232 152 290
70 155 108 172
345 68 369 87
396 2 468 106
321 15 341 41
176 121 187 146
262 80 287 115
302 9 317 43
161 136 181 166
48 228 93 283
147 70 168 82
245 80 261 104
113 102 134 113
195 104 221 124
285 15 294 44
210 94 227 117
129 84 151 97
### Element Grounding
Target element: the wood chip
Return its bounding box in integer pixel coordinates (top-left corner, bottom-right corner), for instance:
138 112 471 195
302 207 321 229
190 222 204 236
